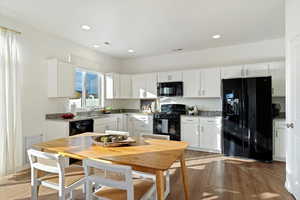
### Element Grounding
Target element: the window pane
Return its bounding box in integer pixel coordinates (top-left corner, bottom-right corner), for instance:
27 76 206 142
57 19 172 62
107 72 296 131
69 69 83 108
85 72 100 107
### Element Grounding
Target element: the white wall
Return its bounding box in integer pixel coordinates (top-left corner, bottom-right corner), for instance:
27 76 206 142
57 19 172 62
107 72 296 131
120 38 285 73
0 14 121 140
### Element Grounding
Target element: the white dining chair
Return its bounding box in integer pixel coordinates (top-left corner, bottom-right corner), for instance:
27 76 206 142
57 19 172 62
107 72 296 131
27 149 86 200
105 130 130 136
134 134 171 199
83 158 157 200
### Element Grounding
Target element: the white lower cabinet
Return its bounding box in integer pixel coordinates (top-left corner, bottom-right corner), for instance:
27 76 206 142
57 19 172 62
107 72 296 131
128 114 153 136
94 116 118 132
273 120 286 161
181 116 221 153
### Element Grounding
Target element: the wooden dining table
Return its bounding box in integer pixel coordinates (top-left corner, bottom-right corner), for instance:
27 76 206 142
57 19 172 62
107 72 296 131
34 133 190 200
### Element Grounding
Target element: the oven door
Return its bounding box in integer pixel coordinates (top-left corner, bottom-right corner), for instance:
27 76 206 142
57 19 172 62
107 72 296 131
158 82 183 97
153 116 181 141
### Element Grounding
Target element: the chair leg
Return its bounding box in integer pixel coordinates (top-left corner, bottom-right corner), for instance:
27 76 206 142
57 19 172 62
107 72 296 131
59 189 66 200
164 170 170 199
31 168 39 200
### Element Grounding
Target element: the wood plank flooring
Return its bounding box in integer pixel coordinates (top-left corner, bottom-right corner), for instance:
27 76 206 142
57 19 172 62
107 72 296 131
0 150 294 200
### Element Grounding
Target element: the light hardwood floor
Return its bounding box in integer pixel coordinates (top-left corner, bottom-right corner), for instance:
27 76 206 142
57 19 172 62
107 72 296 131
0 150 294 200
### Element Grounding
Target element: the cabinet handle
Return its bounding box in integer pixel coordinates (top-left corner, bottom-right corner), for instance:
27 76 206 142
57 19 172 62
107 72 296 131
287 123 295 129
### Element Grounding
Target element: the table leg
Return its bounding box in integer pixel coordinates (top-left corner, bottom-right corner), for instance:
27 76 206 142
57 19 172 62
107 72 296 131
180 154 190 200
156 170 165 200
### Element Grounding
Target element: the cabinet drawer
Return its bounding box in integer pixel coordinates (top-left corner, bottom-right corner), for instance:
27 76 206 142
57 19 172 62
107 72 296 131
181 117 199 124
200 117 221 125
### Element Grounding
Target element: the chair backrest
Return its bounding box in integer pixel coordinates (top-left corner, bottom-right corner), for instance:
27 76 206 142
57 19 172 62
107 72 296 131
105 130 130 136
27 149 64 174
141 134 170 140
83 159 134 200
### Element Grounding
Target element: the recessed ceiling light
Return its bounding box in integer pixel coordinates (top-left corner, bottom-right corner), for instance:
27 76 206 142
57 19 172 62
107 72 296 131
93 44 100 48
104 42 110 46
212 34 221 39
173 48 183 52
128 49 135 53
81 25 91 30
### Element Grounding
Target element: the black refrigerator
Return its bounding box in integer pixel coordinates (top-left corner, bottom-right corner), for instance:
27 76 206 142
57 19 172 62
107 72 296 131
222 77 273 162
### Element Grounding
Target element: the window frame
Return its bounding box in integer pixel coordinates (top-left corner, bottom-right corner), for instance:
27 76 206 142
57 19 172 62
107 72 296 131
73 67 104 109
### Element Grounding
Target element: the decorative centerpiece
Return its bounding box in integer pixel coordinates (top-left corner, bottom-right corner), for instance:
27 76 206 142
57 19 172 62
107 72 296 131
92 134 136 147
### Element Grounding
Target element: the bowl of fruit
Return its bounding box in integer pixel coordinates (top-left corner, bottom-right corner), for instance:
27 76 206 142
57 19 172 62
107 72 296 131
92 134 136 147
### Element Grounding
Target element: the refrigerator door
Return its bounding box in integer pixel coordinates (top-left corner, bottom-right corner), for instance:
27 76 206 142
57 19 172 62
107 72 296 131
245 77 273 161
222 79 248 157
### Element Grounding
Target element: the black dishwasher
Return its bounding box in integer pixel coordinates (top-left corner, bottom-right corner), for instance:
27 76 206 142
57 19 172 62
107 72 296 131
69 119 94 164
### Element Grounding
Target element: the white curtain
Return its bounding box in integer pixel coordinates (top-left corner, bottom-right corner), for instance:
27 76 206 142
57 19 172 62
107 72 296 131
0 28 22 176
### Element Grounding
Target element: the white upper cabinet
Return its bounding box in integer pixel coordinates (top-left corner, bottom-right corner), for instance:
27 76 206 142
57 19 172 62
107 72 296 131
221 65 244 79
270 61 286 97
200 68 221 97
119 74 132 98
48 58 75 98
158 71 182 82
105 73 120 99
132 73 157 99
145 73 158 98
244 63 270 77
132 74 147 98
183 70 201 97
183 68 220 98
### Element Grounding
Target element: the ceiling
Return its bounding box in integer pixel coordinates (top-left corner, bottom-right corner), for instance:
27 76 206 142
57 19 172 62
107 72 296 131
0 0 285 58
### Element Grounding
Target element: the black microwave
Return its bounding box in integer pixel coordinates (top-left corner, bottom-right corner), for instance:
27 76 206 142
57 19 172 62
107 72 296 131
157 82 183 97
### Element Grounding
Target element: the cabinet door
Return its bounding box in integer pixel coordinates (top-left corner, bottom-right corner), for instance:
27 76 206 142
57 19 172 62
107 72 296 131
119 74 132 98
58 62 75 98
221 65 244 79
158 71 182 82
181 123 199 148
145 73 157 98
274 127 286 160
94 124 106 133
201 68 221 97
200 119 221 151
183 70 201 97
270 61 285 97
132 74 147 98
244 63 270 77
105 73 120 99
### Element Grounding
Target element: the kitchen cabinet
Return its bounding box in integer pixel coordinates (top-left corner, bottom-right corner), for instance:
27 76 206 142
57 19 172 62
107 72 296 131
119 74 132 98
221 65 244 79
183 68 220 98
270 61 286 97
128 114 153 136
181 117 200 148
273 120 286 161
158 71 182 82
105 73 120 99
244 63 270 77
200 68 221 97
47 58 75 98
145 73 158 98
94 117 118 132
183 70 201 97
132 73 157 99
199 118 222 152
181 116 221 153
44 120 69 141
